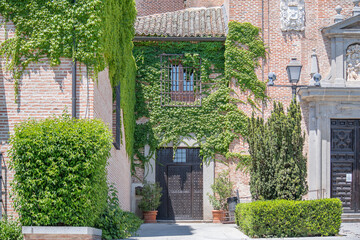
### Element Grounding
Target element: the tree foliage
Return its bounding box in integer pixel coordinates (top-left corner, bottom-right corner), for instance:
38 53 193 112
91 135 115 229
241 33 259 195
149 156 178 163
247 101 308 200
138 181 162 212
207 171 233 210
9 114 112 226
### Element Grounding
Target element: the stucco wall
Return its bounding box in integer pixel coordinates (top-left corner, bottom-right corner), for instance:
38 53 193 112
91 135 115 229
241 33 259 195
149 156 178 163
95 70 132 211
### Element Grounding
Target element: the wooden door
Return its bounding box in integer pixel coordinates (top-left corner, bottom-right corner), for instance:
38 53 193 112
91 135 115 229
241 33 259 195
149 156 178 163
331 119 360 212
156 148 203 220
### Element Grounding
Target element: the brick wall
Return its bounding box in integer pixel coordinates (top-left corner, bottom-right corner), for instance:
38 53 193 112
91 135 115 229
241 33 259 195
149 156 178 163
135 0 185 16
0 15 131 217
219 0 356 200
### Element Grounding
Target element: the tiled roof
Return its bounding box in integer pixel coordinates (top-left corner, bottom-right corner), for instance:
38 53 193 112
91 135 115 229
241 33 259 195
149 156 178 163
135 6 227 38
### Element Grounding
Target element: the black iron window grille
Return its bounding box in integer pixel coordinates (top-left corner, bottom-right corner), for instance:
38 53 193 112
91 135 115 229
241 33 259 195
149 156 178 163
160 54 202 107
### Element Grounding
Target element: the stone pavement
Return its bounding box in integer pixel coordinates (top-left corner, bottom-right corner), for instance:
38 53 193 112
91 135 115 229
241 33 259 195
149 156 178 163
127 223 360 240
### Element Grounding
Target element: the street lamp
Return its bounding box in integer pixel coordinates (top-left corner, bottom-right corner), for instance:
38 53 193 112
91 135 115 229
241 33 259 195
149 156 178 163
267 58 320 99
286 58 302 84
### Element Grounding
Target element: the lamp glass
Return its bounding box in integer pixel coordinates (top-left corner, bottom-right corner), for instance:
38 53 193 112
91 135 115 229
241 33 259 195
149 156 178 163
286 58 302 84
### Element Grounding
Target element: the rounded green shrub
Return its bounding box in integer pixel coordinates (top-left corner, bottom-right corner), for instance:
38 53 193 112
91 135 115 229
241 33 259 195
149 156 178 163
9 114 113 226
96 185 143 240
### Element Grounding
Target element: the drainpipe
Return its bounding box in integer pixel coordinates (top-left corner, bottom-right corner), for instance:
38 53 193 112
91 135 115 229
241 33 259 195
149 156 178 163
72 0 77 118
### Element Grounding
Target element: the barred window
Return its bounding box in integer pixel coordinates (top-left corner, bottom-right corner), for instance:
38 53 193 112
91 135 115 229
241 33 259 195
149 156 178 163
161 54 201 107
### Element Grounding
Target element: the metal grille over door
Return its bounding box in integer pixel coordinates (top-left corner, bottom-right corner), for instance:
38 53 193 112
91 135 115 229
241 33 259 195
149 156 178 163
331 120 360 212
156 148 203 220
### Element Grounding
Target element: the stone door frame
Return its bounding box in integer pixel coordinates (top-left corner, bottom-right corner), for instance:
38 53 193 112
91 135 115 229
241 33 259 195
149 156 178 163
299 87 360 203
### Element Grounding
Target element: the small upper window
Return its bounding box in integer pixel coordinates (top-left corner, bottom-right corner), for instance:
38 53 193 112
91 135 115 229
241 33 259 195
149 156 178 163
161 54 201 107
174 149 186 163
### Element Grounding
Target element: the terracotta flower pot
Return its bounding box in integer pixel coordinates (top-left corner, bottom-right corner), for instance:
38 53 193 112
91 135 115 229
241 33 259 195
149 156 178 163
143 210 158 223
212 210 225 223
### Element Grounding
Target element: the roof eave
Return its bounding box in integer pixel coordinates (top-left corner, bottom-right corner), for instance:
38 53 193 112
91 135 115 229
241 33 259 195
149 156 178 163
133 36 226 42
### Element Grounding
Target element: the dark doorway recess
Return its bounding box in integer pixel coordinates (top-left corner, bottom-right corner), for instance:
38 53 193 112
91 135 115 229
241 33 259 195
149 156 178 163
156 148 203 220
331 119 360 212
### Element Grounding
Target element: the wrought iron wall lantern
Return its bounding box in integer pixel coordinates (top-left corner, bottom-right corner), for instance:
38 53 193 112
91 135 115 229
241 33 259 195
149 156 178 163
267 58 321 99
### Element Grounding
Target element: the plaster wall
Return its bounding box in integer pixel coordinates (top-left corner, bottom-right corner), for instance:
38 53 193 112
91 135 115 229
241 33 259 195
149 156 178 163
95 70 132 211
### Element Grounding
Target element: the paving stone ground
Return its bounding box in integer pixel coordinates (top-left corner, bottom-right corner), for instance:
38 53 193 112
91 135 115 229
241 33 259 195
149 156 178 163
127 223 360 240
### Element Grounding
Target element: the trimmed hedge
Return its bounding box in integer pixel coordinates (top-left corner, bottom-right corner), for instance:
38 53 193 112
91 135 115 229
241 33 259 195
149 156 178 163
235 198 342 238
9 114 113 226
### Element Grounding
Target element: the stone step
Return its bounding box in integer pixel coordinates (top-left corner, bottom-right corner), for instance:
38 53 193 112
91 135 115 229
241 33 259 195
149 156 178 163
342 213 360 218
342 213 360 223
342 218 360 223
157 220 213 224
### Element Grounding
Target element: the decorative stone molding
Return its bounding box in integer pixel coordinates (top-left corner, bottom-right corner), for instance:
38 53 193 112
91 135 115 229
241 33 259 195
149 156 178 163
22 226 102 240
280 0 305 31
334 5 344 23
346 44 360 81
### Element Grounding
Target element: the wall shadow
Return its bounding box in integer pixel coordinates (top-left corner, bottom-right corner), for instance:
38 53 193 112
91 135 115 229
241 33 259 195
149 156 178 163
130 223 194 238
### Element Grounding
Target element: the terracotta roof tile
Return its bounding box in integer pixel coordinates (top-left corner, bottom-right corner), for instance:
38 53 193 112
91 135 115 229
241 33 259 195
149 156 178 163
135 6 227 38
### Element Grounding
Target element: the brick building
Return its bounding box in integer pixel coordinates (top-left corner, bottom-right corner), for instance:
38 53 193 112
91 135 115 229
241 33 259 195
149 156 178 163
134 0 360 220
0 16 132 218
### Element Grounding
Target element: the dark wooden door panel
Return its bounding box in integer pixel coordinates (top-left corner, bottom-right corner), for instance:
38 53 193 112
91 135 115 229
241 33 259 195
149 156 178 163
167 165 192 220
331 119 360 212
156 148 203 220
331 162 353 211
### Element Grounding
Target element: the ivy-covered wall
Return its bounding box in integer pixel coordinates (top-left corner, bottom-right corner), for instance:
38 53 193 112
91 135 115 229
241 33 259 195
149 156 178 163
133 22 266 174
0 0 137 158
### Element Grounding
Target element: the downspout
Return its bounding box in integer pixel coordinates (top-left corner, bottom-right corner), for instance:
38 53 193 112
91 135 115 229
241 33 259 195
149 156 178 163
72 0 77 118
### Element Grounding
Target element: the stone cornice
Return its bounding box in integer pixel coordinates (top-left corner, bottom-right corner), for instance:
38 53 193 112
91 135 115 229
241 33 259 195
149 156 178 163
298 87 360 102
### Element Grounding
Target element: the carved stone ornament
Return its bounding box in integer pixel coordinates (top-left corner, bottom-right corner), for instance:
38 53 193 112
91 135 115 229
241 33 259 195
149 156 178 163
281 0 305 31
346 44 360 81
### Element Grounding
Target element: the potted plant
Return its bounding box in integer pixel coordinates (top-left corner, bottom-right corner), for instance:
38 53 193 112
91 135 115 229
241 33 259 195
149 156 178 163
138 181 162 223
207 171 233 223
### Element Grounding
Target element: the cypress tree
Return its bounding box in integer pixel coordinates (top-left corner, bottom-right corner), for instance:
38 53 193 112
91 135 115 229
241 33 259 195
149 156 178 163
247 100 308 200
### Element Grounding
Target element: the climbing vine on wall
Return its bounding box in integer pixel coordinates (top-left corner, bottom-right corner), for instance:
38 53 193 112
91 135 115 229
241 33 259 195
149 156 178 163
133 21 267 172
0 0 137 157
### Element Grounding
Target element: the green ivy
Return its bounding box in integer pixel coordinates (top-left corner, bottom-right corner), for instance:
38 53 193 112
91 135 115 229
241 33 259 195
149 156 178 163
0 0 136 158
133 22 266 172
225 21 267 109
